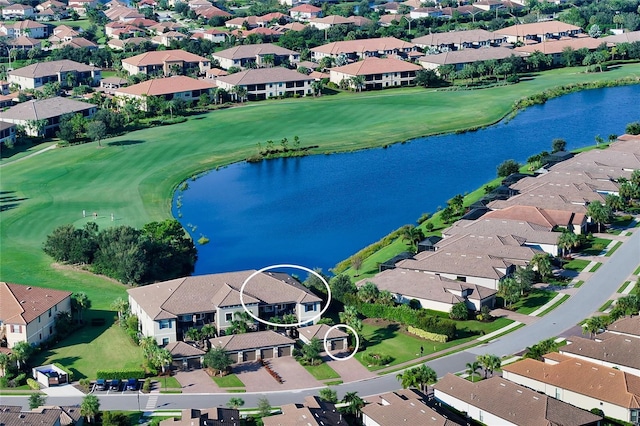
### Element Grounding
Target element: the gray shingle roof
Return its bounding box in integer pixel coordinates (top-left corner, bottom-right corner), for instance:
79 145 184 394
0 97 95 121
216 67 313 86
212 43 297 60
210 330 294 352
8 59 99 79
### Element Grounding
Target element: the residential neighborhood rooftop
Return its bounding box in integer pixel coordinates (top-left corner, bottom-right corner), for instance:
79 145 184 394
0 282 71 325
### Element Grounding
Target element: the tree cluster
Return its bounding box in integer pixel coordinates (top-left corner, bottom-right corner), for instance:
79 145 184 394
43 219 197 285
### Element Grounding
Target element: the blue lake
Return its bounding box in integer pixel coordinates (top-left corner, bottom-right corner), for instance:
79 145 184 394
174 85 640 275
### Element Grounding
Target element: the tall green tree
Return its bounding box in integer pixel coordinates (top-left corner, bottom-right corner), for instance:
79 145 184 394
81 394 101 423
465 361 481 382
318 388 338 403
29 393 47 410
558 231 579 257
530 253 552 280
203 346 233 374
341 391 365 418
357 282 379 303
586 201 612 233
71 292 91 323
477 354 501 378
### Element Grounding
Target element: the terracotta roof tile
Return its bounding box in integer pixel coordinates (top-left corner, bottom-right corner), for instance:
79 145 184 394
331 57 421 76
0 282 71 325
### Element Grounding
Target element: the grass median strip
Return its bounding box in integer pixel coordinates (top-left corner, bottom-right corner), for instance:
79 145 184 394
617 281 632 293
599 300 614 312
573 280 584 288
589 262 603 273
537 295 570 316
605 242 622 257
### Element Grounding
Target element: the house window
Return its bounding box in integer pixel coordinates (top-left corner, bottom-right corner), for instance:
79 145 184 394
38 316 41 323
55 305 57 312
48 308 52 317
225 313 233 322
49 326 53 334
159 320 171 329
162 338 169 346
305 304 315 312
11 324 21 333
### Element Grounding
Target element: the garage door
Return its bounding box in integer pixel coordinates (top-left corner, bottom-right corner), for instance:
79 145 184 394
331 340 344 351
262 348 274 359
278 346 291 357
243 350 257 362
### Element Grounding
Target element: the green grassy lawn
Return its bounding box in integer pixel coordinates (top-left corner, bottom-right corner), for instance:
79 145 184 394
599 300 614 312
563 259 590 272
355 318 512 370
633 265 640 275
303 363 340 380
32 317 143 379
581 237 612 256
2 64 640 302
574 280 584 288
537 294 569 316
0 141 57 162
511 289 557 315
48 18 94 30
212 374 244 388
151 376 181 389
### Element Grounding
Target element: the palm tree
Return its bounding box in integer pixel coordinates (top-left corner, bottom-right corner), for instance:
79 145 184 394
0 352 10 377
605 194 626 212
477 354 501 378
582 316 606 339
414 365 437 392
110 297 128 323
396 368 419 389
530 253 552 281
154 348 173 374
226 397 245 409
139 336 158 358
311 80 324 97
81 394 100 423
349 75 366 92
229 311 254 334
586 200 612 233
401 225 425 253
232 86 247 103
465 361 481 383
557 232 579 257
357 282 379 303
12 341 33 370
71 292 91 324
341 391 365 419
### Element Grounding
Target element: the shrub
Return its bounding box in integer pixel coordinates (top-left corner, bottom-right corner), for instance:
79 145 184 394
79 378 91 393
407 326 449 342
96 369 145 380
26 378 40 390
142 378 151 393
449 302 470 320
362 352 393 366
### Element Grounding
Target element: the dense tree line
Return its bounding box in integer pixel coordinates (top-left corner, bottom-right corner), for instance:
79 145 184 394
43 219 197 285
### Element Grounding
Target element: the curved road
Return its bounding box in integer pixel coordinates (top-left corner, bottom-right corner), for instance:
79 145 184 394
2 229 639 410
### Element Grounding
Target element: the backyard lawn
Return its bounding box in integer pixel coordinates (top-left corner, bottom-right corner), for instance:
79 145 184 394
355 317 512 371
32 317 143 380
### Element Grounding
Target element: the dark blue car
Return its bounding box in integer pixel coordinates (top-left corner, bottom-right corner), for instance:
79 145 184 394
96 379 107 391
126 378 138 391
110 379 121 391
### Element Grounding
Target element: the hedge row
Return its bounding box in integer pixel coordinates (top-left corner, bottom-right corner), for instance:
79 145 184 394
96 369 145 380
344 297 456 339
407 326 448 343
54 363 74 382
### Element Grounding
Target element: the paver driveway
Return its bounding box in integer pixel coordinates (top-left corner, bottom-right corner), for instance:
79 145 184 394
235 357 323 392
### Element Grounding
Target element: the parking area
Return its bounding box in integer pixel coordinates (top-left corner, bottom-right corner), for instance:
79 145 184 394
235 357 323 392
91 378 141 394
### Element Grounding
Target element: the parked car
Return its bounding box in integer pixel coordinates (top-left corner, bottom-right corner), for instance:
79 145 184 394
110 379 121 391
96 379 107 391
126 378 138 391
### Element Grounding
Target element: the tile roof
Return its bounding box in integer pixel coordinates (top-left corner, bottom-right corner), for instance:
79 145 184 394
0 406 63 426
357 268 497 303
8 59 99 79
216 67 312 87
607 316 640 338
298 324 348 341
442 218 560 246
0 97 95 121
210 330 294 352
160 408 240 426
561 333 640 371
165 341 206 358
330 57 422 76
263 396 344 426
495 20 582 37
483 205 585 229
0 283 72 325
397 249 512 281
311 37 415 55
515 36 602 55
412 29 504 47
435 233 542 261
502 355 640 408
212 43 297 60
603 30 640 44
433 374 602 426
289 4 321 13
362 389 461 426
311 15 352 25
122 50 208 67
127 271 320 320
418 46 522 66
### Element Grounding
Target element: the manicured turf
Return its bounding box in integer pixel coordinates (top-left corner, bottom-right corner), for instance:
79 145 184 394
605 241 622 257
151 376 182 389
537 294 569 316
303 363 340 380
617 281 631 293
2 64 640 300
589 262 603 273
32 319 144 380
599 300 614 312
563 259 590 272
512 290 557 315
355 317 512 370
212 373 245 388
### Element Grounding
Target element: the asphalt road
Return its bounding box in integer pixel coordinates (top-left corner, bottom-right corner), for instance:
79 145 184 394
2 230 638 410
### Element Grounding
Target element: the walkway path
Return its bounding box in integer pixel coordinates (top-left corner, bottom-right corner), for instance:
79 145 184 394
0 143 57 168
